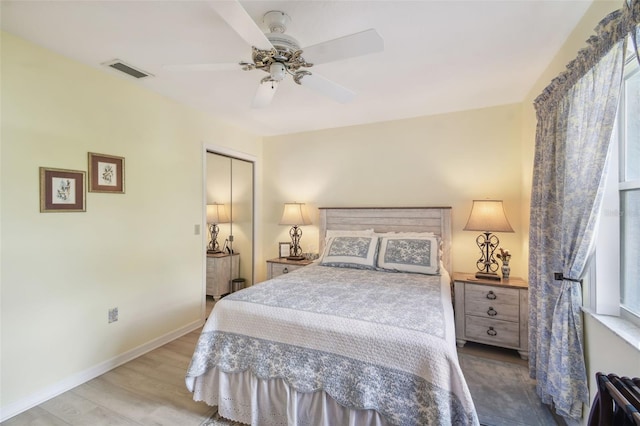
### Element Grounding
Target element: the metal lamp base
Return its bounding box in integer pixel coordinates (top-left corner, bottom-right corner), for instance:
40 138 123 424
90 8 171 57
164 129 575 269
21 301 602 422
286 225 305 262
475 271 501 281
473 231 502 281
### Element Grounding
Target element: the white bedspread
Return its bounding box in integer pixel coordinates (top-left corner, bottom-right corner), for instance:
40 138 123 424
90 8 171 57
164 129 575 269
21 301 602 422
186 265 478 426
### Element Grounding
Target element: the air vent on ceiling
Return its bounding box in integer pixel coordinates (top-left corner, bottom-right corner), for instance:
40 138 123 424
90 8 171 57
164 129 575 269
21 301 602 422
102 59 153 79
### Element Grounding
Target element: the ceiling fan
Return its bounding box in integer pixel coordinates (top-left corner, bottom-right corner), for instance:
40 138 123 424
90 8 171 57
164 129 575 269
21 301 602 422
166 1 384 108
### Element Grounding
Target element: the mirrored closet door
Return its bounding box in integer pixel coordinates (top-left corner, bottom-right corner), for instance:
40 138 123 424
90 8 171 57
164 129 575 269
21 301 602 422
206 151 254 301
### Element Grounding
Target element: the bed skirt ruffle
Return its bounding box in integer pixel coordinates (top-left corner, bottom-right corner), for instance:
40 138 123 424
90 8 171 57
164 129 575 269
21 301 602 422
188 367 390 426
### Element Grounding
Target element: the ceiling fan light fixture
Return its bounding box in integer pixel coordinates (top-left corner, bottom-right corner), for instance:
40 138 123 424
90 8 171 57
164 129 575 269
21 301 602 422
269 62 286 81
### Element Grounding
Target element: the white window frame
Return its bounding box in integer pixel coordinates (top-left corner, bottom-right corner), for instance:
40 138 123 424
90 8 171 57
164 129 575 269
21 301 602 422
591 41 640 328
591 131 621 316
618 53 640 325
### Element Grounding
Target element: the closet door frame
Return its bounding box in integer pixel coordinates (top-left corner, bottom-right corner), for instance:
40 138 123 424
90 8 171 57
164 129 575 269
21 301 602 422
202 143 258 319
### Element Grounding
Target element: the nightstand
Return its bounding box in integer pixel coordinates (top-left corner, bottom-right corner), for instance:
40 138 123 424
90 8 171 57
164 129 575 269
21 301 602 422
453 272 529 360
266 257 313 280
206 253 239 300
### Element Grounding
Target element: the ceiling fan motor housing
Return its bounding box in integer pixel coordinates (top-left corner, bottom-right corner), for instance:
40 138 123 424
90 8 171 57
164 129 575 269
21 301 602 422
266 33 300 54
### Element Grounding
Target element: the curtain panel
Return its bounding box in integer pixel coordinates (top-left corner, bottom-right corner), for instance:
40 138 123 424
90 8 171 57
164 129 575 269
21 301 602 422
529 0 639 421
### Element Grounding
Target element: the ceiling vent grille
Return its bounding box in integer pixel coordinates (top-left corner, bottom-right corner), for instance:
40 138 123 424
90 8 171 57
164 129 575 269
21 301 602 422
102 59 152 79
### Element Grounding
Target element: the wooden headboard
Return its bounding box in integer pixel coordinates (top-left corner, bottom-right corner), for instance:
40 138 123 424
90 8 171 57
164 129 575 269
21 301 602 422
318 207 452 273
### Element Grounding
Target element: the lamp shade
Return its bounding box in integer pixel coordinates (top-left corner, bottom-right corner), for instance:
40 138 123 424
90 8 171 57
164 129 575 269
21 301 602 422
207 203 230 224
463 200 514 233
279 203 311 226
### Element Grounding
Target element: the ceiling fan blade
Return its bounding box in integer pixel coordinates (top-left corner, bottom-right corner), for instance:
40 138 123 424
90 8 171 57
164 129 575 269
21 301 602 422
297 73 355 104
302 29 383 65
210 1 273 51
252 80 279 108
162 63 240 71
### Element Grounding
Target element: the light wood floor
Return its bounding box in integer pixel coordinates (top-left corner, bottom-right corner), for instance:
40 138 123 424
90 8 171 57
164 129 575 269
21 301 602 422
2 297 218 426
3 297 546 426
2 329 216 426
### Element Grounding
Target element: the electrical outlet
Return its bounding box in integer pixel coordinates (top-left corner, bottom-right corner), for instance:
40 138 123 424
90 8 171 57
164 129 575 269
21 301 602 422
108 307 118 323
194 224 200 235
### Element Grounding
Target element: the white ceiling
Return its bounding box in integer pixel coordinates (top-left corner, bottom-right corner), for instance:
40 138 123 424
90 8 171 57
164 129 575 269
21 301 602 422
1 0 593 136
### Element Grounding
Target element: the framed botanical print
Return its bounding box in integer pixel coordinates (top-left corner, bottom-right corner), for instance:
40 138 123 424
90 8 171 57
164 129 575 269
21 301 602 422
88 152 125 193
279 242 291 258
39 167 86 212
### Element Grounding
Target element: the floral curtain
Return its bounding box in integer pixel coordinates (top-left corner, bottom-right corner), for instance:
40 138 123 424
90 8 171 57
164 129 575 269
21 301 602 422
632 0 640 64
529 0 639 421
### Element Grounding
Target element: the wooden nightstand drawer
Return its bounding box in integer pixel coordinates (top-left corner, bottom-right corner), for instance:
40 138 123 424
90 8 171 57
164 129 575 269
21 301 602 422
465 315 520 348
266 258 314 280
270 262 304 278
464 285 519 322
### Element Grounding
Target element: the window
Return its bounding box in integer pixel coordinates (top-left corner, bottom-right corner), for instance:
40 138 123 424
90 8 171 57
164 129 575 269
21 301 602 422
619 51 640 319
592 40 640 325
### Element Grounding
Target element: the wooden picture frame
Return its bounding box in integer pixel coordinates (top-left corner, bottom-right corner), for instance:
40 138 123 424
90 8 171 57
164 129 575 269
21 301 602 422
39 167 86 212
88 152 125 193
279 242 291 258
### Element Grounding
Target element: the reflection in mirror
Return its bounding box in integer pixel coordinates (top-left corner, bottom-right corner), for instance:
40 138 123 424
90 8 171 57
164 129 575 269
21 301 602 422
231 158 254 288
206 152 254 303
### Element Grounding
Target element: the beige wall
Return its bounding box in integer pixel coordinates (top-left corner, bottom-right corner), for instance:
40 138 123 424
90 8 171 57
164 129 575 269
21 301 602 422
262 104 525 279
0 32 262 416
519 1 639 422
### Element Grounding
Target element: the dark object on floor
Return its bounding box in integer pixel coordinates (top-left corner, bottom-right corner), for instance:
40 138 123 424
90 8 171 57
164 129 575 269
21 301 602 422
231 278 245 292
588 372 640 426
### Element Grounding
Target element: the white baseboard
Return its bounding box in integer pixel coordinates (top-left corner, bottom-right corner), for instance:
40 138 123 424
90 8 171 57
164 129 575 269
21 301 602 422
0 319 204 422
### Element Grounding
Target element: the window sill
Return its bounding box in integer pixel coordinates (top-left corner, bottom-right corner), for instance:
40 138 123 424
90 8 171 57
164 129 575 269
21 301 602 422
582 307 640 352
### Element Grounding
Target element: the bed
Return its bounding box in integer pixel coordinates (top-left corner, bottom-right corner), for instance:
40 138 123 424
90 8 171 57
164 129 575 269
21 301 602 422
186 207 478 425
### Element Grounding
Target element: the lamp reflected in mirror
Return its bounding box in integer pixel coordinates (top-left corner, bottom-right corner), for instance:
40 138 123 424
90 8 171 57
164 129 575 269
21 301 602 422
207 203 230 253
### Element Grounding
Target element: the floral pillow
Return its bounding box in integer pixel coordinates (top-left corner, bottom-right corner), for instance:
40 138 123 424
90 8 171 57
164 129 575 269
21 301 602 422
377 236 440 275
319 235 379 269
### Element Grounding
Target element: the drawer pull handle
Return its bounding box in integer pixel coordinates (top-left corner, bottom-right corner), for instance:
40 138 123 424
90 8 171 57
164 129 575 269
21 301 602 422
487 307 497 316
487 327 497 337
486 291 497 300
283 267 289 274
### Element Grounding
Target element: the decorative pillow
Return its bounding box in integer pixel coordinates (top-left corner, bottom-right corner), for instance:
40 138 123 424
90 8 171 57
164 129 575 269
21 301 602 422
322 229 375 256
319 235 379 269
377 236 440 275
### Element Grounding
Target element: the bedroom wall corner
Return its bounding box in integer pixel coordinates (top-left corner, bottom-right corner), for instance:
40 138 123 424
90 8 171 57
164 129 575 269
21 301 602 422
0 31 262 420
518 100 535 280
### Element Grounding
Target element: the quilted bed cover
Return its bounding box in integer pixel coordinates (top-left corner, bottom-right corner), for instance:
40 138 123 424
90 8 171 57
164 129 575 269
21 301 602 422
186 265 478 426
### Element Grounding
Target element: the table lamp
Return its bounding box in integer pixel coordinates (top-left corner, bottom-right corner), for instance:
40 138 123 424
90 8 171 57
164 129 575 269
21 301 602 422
279 202 311 260
464 200 514 280
207 203 230 253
